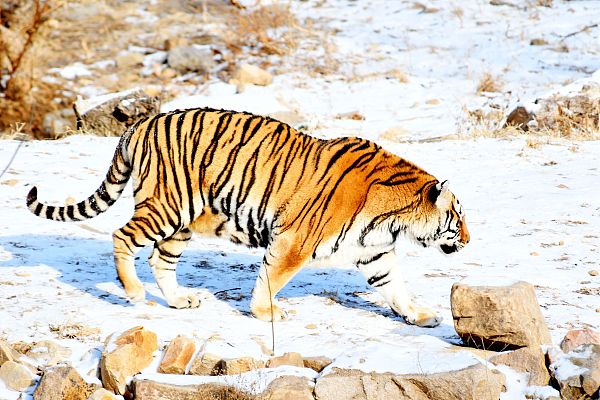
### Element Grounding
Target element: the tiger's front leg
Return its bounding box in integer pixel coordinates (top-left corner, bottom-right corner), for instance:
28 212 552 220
148 228 200 309
250 233 310 322
357 251 442 327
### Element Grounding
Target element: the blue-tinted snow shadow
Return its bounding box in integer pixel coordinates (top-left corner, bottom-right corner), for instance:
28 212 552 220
0 234 449 334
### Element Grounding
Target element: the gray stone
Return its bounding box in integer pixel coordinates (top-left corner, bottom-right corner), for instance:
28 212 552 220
74 88 160 136
167 45 214 74
451 281 552 350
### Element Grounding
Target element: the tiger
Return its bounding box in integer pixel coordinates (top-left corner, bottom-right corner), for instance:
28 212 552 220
26 107 469 327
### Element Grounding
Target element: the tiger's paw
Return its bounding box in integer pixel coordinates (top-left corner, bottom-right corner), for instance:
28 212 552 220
251 303 287 322
394 305 442 328
125 284 146 304
166 291 200 309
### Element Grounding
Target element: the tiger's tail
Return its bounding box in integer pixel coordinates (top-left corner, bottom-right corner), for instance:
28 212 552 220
26 136 132 222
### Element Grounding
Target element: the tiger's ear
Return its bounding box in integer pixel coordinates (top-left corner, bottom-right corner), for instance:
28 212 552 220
428 180 449 204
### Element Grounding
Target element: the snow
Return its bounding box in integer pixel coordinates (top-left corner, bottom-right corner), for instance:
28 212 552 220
1 0 600 398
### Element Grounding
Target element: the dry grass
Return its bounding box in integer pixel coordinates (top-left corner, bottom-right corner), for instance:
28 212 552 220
0 0 74 138
476 73 503 94
223 2 299 66
461 101 600 141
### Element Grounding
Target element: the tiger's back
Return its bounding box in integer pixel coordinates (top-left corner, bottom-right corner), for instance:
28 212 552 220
27 107 469 325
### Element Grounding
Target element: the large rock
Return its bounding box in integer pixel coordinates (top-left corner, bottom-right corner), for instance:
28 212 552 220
549 344 600 400
26 340 72 366
167 45 214 74
314 363 505 400
560 328 600 353
188 352 222 376
451 281 552 350
158 335 196 375
74 88 160 136
99 326 158 394
134 379 254 400
0 360 36 392
262 375 314 400
34 364 98 400
489 346 550 386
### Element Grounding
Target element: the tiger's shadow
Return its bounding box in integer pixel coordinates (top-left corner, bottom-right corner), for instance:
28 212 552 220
0 234 407 322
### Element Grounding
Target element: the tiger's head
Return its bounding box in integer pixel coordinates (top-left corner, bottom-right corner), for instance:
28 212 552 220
411 180 470 254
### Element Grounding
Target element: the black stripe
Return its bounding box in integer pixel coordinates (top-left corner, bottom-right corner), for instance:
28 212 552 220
367 271 390 287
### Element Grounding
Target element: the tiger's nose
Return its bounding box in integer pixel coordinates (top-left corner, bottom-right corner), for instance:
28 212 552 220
460 217 470 244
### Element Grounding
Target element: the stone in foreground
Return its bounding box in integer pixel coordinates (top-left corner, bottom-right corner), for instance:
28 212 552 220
314 363 505 400
134 379 254 400
158 335 196 374
560 328 600 353
0 360 36 392
100 326 158 394
549 344 600 400
489 346 550 386
451 281 552 350
34 364 97 400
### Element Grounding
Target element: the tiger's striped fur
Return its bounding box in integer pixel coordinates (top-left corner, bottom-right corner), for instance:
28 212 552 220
26 107 469 326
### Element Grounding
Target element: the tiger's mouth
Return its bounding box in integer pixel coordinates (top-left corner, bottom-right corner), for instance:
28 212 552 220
440 244 459 254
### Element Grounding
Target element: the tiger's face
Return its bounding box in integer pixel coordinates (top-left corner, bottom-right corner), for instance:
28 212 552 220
413 181 470 254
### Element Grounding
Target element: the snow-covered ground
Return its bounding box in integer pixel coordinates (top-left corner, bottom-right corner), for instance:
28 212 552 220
1 1 600 399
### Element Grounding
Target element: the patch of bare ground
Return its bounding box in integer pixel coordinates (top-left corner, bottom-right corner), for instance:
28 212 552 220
0 0 335 139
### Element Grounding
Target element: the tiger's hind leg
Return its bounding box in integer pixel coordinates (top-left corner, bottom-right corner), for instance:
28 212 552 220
113 211 178 304
357 251 442 327
250 233 311 322
148 228 200 309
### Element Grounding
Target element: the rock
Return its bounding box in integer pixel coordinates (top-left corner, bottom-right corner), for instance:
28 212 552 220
314 363 505 400
115 52 144 69
87 388 119 400
42 109 74 137
505 106 533 130
74 88 160 136
158 335 196 375
560 328 600 353
451 281 552 350
530 38 548 46
134 379 254 400
262 375 314 400
589 270 599 276
303 356 333 373
230 63 273 92
188 352 222 376
34 364 98 400
489 346 550 386
219 356 265 375
26 340 72 366
549 344 600 400
0 340 19 367
267 352 304 369
99 326 158 395
0 360 36 392
167 45 214 74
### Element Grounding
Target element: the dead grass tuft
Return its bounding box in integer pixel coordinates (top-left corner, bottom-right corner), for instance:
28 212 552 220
227 3 299 58
476 73 503 94
0 0 73 138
